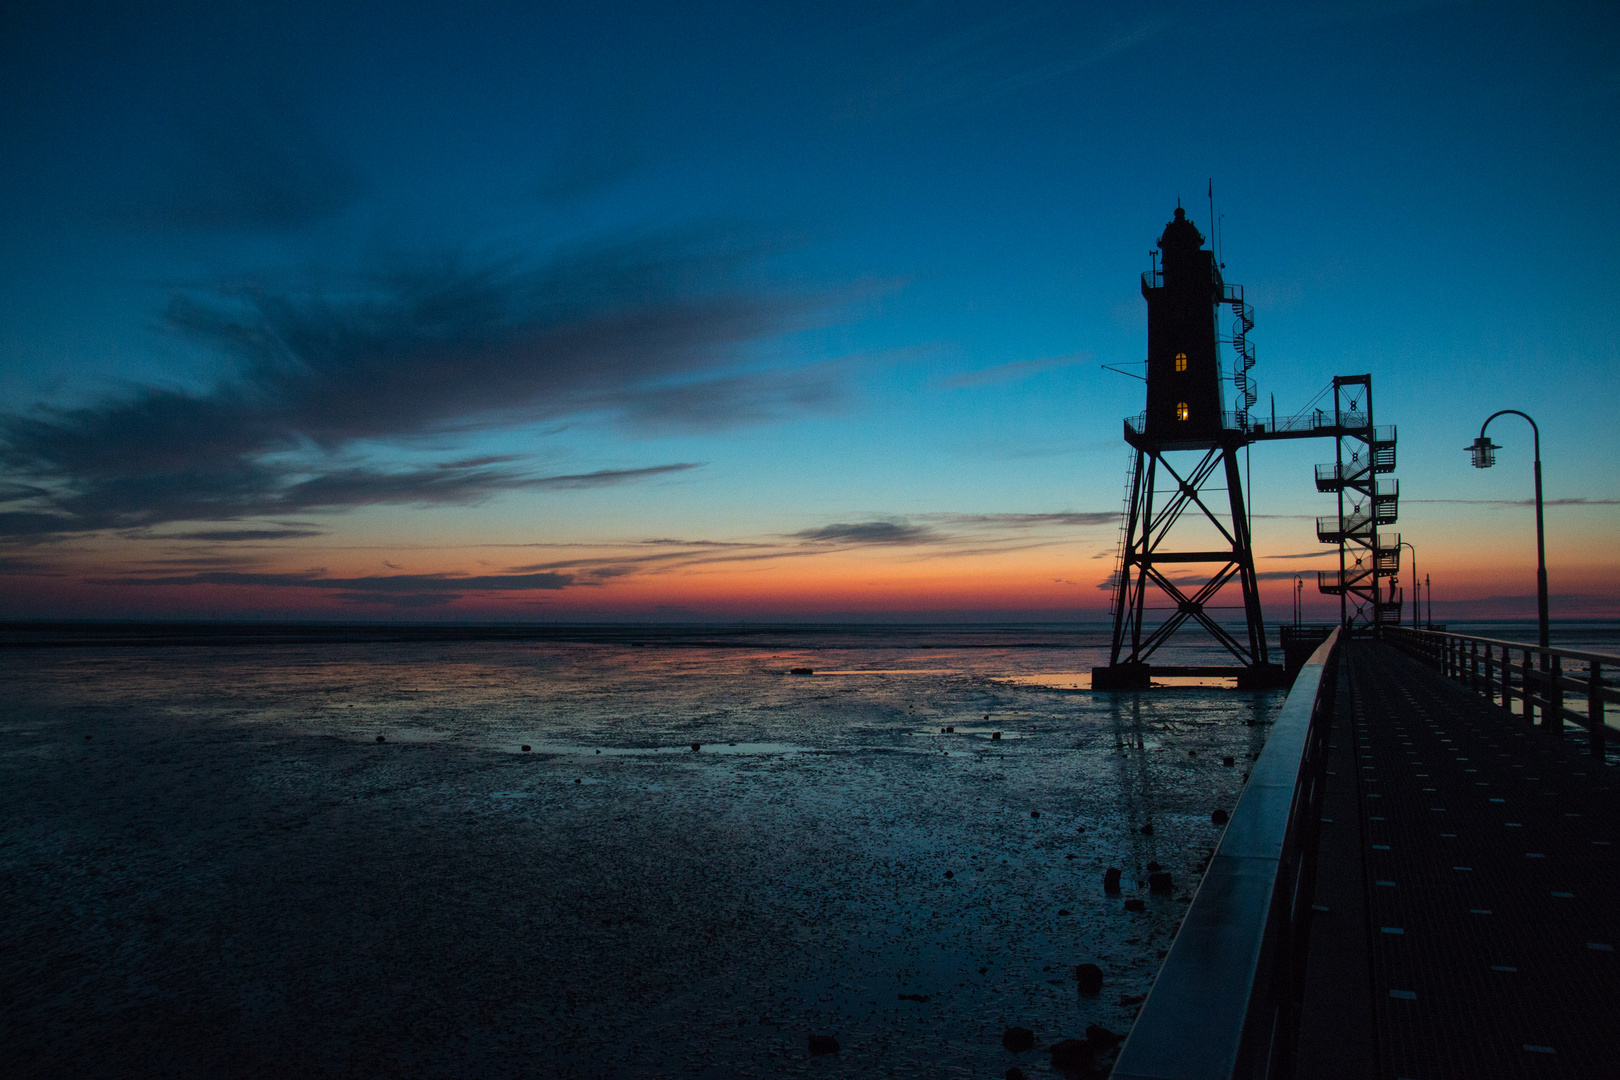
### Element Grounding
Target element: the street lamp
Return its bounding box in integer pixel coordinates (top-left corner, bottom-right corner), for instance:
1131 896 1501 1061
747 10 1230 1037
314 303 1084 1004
1399 541 1418 629
1467 410 1548 648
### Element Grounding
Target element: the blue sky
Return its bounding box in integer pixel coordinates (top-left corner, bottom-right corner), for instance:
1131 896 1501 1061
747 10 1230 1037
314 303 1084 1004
1 1 1616 620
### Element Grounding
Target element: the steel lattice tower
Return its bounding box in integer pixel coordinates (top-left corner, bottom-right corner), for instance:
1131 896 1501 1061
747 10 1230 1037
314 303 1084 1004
1094 207 1284 690
1092 206 1401 690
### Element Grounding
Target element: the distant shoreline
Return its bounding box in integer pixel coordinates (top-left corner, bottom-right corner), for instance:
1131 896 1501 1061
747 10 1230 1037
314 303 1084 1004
0 617 1603 650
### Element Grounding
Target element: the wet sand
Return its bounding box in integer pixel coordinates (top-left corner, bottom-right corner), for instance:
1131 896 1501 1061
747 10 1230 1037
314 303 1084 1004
1 637 1279 1077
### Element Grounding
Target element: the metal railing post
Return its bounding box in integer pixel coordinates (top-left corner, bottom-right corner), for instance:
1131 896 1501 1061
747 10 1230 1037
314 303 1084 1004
1501 644 1512 715
1590 662 1606 758
1471 639 1480 692
1484 644 1494 705
1521 648 1534 724
1548 653 1564 734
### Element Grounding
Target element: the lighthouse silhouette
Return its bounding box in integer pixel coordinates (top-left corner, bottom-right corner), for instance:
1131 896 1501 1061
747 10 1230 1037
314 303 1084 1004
1094 202 1283 690
1094 202 1403 690
1145 206 1226 442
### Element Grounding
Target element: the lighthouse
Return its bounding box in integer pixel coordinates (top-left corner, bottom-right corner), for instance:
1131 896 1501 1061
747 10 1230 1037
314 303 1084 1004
1144 205 1227 443
1093 202 1402 691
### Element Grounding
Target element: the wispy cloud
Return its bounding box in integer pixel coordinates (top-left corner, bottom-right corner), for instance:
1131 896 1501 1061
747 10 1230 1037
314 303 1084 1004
1407 498 1620 507
789 521 945 545
145 91 362 232
91 569 574 609
926 511 1115 528
941 353 1089 389
843 7 1174 119
0 230 835 538
156 527 327 542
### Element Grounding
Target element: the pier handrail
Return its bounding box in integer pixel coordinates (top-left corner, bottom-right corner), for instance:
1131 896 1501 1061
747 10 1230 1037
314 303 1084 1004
1113 628 1342 1080
1384 626 1616 756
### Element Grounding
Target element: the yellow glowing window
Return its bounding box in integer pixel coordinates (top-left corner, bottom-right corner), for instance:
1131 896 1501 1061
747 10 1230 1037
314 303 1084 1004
1175 401 1189 421
1174 352 1187 372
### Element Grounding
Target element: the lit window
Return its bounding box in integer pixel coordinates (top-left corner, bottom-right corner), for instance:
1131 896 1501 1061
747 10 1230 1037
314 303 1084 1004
1174 352 1187 372
1175 401 1189 421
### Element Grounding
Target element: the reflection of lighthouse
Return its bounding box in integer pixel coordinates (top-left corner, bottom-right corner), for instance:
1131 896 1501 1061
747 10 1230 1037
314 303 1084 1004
1145 206 1226 441
1094 204 1282 690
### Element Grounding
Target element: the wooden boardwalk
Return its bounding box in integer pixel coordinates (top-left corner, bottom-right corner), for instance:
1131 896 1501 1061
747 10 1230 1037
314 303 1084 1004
1296 640 1619 1079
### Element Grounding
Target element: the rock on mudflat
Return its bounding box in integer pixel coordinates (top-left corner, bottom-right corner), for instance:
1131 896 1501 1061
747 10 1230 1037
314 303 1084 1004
1123 898 1146 913
1001 1025 1036 1052
807 1034 839 1055
1212 807 1230 824
1086 1024 1123 1048
1103 867 1122 893
375 735 386 743
521 745 531 752
1074 962 1103 995
1050 1037 1094 1072
1149 872 1173 895
1006 1068 1027 1080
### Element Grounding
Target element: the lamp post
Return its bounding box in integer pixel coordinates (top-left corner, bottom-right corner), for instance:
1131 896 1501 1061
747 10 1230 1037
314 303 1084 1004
1399 541 1418 629
1467 410 1548 648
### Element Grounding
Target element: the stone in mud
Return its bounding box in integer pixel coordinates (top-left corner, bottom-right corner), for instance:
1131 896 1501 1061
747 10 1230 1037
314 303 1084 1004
1222 755 1235 766
807 1034 839 1055
1050 1038 1094 1071
1103 867 1121 893
1006 1069 1026 1080
897 993 930 1002
1149 872 1173 895
1212 807 1230 824
375 735 386 743
1086 1024 1124 1048
1140 823 1154 836
521 745 530 752
945 726 954 732
1123 898 1146 912
691 743 701 751
1074 963 1103 995
992 731 1002 740
1146 861 1161 873
1002 1026 1035 1052
790 668 814 675
1030 810 1040 818
944 870 954 878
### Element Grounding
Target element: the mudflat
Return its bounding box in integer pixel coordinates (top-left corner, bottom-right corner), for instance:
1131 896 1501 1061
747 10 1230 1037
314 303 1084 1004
1 634 1273 1078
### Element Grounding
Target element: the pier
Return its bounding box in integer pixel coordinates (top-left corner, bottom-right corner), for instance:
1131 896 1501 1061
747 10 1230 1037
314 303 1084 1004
1114 629 1619 1079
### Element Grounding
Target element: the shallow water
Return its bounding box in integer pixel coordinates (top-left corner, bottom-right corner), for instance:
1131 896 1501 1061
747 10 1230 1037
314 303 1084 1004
10 623 1595 1077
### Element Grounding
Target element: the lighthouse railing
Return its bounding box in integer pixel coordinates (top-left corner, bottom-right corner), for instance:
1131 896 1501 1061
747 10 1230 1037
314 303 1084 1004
1112 629 1343 1080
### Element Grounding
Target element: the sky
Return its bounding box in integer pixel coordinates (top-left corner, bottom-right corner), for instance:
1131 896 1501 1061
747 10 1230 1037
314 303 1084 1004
1 0 1617 623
